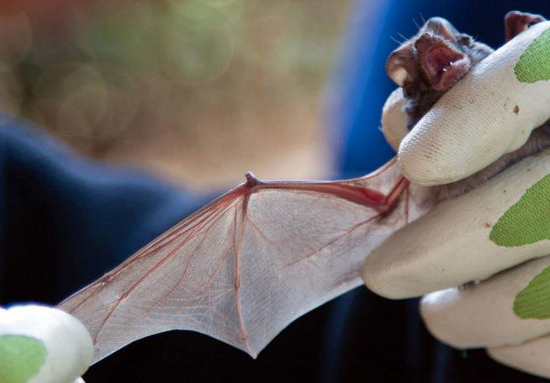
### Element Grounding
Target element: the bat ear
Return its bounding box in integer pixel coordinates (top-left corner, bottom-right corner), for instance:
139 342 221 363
386 45 417 87
423 17 460 42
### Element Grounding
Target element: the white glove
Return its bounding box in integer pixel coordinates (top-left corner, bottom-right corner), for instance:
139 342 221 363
0 305 93 383
365 20 550 378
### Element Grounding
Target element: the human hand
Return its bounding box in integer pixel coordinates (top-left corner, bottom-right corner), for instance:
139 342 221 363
365 18 550 378
0 305 93 383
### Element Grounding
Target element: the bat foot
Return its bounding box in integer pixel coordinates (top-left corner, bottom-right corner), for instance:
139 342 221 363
505 11 545 42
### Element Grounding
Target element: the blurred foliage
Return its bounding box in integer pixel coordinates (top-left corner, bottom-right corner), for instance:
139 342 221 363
0 0 349 185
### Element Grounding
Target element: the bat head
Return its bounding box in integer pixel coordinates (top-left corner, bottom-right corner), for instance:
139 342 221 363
386 17 493 128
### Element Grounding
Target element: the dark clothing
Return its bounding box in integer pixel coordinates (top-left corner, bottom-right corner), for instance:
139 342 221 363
0 122 208 304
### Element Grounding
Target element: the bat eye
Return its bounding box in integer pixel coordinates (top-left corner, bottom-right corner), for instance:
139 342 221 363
458 35 472 47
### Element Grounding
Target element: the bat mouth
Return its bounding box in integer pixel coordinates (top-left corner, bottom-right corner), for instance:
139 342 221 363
425 45 471 91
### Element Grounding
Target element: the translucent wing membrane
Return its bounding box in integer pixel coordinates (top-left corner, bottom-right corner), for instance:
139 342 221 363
59 158 432 363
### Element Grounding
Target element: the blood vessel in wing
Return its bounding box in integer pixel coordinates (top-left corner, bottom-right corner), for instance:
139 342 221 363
59 158 432 363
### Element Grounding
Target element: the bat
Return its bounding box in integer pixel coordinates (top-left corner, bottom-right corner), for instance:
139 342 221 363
58 11 547 365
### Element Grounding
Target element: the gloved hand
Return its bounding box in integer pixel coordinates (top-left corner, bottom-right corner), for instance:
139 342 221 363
364 19 550 378
0 305 93 383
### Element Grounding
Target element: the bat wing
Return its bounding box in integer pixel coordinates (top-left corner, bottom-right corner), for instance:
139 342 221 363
58 158 431 363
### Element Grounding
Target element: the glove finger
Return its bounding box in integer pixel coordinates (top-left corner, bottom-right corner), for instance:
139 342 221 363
0 305 93 383
420 256 550 349
363 149 550 299
488 335 550 379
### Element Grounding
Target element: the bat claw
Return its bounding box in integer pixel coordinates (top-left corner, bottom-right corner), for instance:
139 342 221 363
245 172 261 188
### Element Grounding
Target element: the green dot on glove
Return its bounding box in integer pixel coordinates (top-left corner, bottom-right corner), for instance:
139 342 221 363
490 173 550 247
0 335 47 383
514 265 550 319
514 27 550 83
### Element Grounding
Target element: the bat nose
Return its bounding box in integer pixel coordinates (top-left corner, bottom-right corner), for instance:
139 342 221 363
425 17 459 41
414 33 442 50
